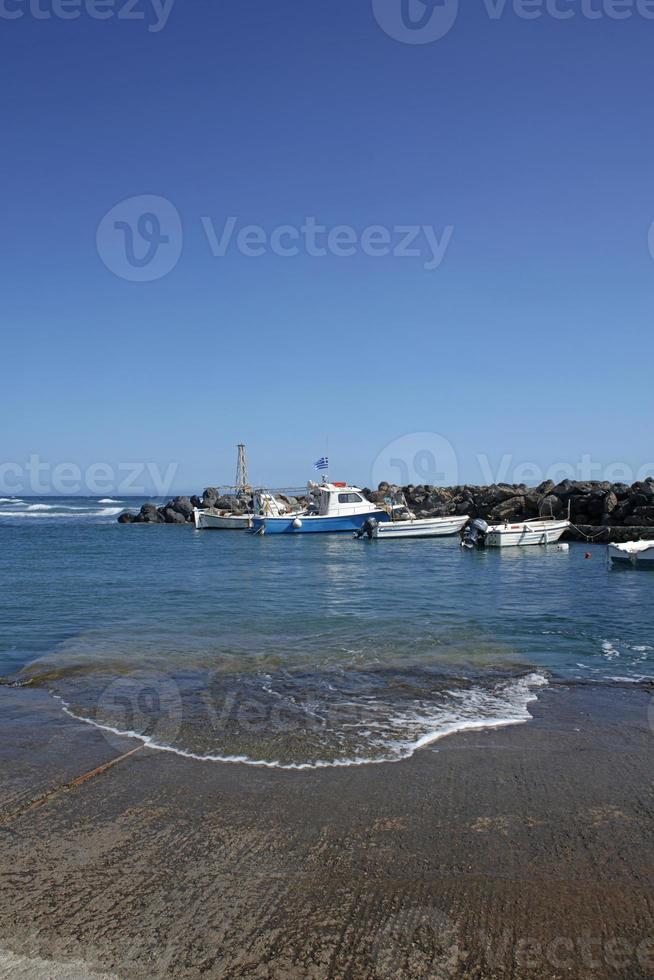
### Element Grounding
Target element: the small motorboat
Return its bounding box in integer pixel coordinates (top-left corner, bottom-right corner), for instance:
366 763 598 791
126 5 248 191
251 481 389 535
193 509 253 530
608 540 654 567
462 517 570 548
354 493 469 539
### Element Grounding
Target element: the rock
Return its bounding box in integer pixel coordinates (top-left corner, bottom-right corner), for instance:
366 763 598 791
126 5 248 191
586 491 608 518
550 480 593 499
602 491 619 516
487 496 526 522
474 484 521 512
202 487 220 508
171 496 194 517
117 511 135 523
537 494 562 518
632 505 654 521
134 503 164 524
162 507 186 524
630 481 654 501
190 495 203 509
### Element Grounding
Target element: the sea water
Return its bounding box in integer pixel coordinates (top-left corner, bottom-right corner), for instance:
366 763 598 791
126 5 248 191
0 497 652 768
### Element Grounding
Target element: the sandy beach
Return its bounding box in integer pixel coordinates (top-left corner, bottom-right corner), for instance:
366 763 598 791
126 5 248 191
1 683 653 979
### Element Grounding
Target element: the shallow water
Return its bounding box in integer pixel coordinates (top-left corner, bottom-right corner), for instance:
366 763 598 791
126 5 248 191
1 497 652 767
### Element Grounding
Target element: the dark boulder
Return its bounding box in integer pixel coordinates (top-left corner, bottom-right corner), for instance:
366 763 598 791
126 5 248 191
162 507 186 524
202 487 220 508
536 480 555 495
475 484 521 512
630 481 654 501
171 495 194 517
487 496 526 522
538 494 563 517
117 511 135 524
134 503 164 524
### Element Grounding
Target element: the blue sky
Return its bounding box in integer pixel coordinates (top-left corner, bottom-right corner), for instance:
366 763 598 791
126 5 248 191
3 1 654 493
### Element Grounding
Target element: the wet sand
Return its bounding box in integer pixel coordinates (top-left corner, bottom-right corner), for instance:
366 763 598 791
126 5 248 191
1 683 653 979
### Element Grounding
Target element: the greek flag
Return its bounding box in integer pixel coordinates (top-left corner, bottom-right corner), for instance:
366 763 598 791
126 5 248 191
314 456 329 471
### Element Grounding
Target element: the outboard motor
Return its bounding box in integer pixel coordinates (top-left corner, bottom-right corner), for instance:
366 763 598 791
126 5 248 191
354 517 378 540
461 518 488 549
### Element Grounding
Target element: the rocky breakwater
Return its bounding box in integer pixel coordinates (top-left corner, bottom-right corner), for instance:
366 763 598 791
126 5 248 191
118 478 654 542
364 478 654 543
118 487 303 526
117 488 253 525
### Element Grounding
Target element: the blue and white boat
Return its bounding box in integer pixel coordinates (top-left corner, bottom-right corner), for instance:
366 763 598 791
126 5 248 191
251 481 390 535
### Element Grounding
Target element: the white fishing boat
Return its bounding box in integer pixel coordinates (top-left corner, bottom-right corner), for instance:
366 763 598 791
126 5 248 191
462 517 570 548
354 493 469 539
608 540 654 567
194 510 253 530
193 444 255 531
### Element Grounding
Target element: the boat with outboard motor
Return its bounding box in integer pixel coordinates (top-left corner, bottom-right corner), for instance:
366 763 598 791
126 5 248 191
608 540 654 567
251 481 390 535
462 516 571 548
354 491 469 539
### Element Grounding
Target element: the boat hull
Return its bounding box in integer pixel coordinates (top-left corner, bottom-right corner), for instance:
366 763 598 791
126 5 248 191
484 520 570 548
194 509 252 530
372 515 469 539
252 510 390 535
608 542 654 566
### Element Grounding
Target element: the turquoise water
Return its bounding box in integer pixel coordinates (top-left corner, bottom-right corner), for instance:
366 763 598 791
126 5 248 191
1 496 652 767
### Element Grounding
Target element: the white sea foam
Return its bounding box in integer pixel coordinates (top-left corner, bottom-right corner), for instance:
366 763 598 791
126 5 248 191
52 672 549 771
98 498 122 504
0 498 23 504
0 506 123 519
601 640 620 660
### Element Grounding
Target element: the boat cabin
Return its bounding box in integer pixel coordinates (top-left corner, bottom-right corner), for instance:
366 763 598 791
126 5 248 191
306 482 374 518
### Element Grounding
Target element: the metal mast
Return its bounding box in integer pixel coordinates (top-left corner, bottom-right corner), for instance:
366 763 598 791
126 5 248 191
235 444 249 492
